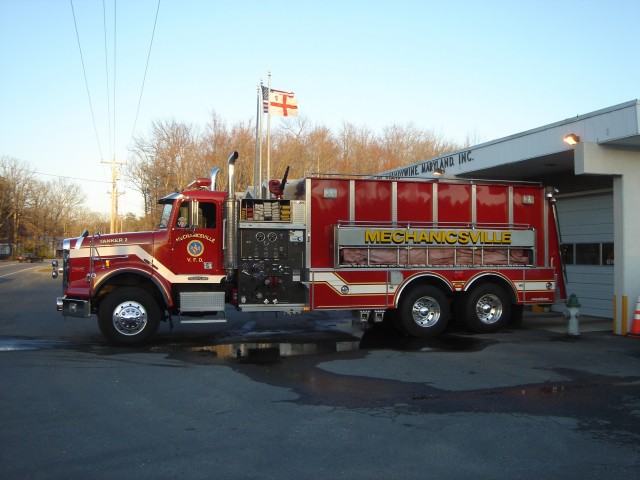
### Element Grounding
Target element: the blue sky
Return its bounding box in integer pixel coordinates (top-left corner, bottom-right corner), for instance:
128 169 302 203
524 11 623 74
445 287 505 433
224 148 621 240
1 0 639 215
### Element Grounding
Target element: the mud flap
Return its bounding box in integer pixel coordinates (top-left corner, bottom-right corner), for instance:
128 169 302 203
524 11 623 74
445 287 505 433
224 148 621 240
510 304 524 328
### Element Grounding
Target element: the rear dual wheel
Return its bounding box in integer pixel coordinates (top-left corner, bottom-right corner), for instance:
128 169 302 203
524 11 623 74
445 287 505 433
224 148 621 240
460 284 511 333
398 285 450 338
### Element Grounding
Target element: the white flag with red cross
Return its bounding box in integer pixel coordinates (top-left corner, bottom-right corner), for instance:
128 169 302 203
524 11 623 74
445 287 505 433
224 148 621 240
266 88 298 117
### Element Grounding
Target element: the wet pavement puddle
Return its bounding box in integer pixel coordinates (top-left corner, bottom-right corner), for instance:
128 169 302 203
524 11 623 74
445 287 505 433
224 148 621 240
0 336 70 351
187 340 361 363
0 324 494 359
174 326 497 364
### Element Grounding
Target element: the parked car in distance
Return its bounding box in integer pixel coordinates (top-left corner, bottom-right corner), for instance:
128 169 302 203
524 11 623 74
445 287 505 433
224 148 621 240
17 253 44 263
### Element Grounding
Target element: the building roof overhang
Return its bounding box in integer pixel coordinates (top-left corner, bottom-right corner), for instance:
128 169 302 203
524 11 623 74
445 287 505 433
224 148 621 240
383 100 640 182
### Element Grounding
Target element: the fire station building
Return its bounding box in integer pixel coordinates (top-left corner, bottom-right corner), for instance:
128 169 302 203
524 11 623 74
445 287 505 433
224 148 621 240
384 100 640 335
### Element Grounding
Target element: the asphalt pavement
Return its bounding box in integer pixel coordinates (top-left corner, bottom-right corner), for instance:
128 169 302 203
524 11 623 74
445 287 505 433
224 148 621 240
1 263 639 479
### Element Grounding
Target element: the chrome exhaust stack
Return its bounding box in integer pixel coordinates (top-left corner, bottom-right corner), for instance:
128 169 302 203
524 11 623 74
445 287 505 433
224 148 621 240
210 166 220 191
227 151 238 196
224 151 239 276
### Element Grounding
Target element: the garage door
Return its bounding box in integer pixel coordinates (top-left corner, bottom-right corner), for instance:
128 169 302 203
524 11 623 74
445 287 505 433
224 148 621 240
554 193 614 318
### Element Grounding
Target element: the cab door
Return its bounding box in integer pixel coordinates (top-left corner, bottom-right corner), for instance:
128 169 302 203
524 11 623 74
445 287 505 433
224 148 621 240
170 199 224 277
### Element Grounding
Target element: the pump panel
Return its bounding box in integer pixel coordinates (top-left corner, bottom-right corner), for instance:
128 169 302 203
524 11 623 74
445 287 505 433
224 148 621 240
237 226 307 307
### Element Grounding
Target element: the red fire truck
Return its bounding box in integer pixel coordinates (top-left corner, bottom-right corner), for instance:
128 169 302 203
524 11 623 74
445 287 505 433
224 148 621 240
53 152 566 345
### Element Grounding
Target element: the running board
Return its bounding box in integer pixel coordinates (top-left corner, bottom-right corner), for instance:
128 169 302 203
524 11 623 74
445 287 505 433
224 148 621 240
180 318 227 324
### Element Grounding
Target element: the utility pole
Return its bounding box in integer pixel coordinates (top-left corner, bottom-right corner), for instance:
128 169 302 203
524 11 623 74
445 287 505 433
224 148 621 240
102 156 126 233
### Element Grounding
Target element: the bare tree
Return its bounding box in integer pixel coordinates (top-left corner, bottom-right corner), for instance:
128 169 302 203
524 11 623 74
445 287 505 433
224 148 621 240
43 178 87 239
0 156 36 254
127 119 203 215
303 125 340 174
0 171 11 235
65 208 110 237
337 122 379 174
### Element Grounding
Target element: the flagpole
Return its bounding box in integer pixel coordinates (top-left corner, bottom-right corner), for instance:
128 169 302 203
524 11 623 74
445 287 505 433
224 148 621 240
254 83 261 198
255 80 269 198
266 71 272 196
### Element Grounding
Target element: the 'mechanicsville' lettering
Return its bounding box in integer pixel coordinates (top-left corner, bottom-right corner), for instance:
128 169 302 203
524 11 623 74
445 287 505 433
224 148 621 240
364 229 513 245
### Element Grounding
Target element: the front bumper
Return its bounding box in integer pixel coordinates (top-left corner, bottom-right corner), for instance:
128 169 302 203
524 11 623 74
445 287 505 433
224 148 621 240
57 297 91 318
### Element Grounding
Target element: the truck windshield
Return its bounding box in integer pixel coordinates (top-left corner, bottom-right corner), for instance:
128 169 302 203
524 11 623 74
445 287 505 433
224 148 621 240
157 203 173 230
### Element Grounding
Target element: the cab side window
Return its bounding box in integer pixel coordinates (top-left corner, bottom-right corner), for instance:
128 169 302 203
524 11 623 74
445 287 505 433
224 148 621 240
197 203 216 229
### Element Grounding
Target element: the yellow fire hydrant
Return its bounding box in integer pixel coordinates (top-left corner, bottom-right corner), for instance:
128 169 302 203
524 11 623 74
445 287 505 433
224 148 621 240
563 294 581 338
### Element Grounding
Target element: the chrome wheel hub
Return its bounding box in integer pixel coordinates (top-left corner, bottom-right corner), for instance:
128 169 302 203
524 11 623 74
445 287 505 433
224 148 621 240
112 301 148 336
412 296 440 328
475 294 502 325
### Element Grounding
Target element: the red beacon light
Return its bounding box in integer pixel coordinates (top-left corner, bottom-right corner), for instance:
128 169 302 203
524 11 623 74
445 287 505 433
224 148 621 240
187 178 212 190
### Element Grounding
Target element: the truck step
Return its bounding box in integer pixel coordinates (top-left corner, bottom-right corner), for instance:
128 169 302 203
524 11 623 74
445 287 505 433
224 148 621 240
179 318 227 324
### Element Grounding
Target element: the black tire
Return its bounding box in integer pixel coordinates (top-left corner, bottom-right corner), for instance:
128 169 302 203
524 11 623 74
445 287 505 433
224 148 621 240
98 287 161 345
462 284 511 333
399 285 450 338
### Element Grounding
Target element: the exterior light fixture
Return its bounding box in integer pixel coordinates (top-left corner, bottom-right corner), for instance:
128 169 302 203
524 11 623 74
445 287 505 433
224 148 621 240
563 134 580 145
434 168 444 176
545 187 559 204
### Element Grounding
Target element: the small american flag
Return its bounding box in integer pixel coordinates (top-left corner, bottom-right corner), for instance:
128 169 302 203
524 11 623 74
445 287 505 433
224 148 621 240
261 85 270 114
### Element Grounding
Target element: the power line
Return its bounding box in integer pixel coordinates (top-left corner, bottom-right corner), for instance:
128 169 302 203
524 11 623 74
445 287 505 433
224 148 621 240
69 0 161 216
130 0 161 144
69 0 105 162
34 171 110 184
102 0 112 160
113 0 117 159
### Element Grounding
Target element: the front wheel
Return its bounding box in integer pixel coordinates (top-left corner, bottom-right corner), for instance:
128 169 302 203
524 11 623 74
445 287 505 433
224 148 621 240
462 284 511 333
98 287 161 345
399 285 450 338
